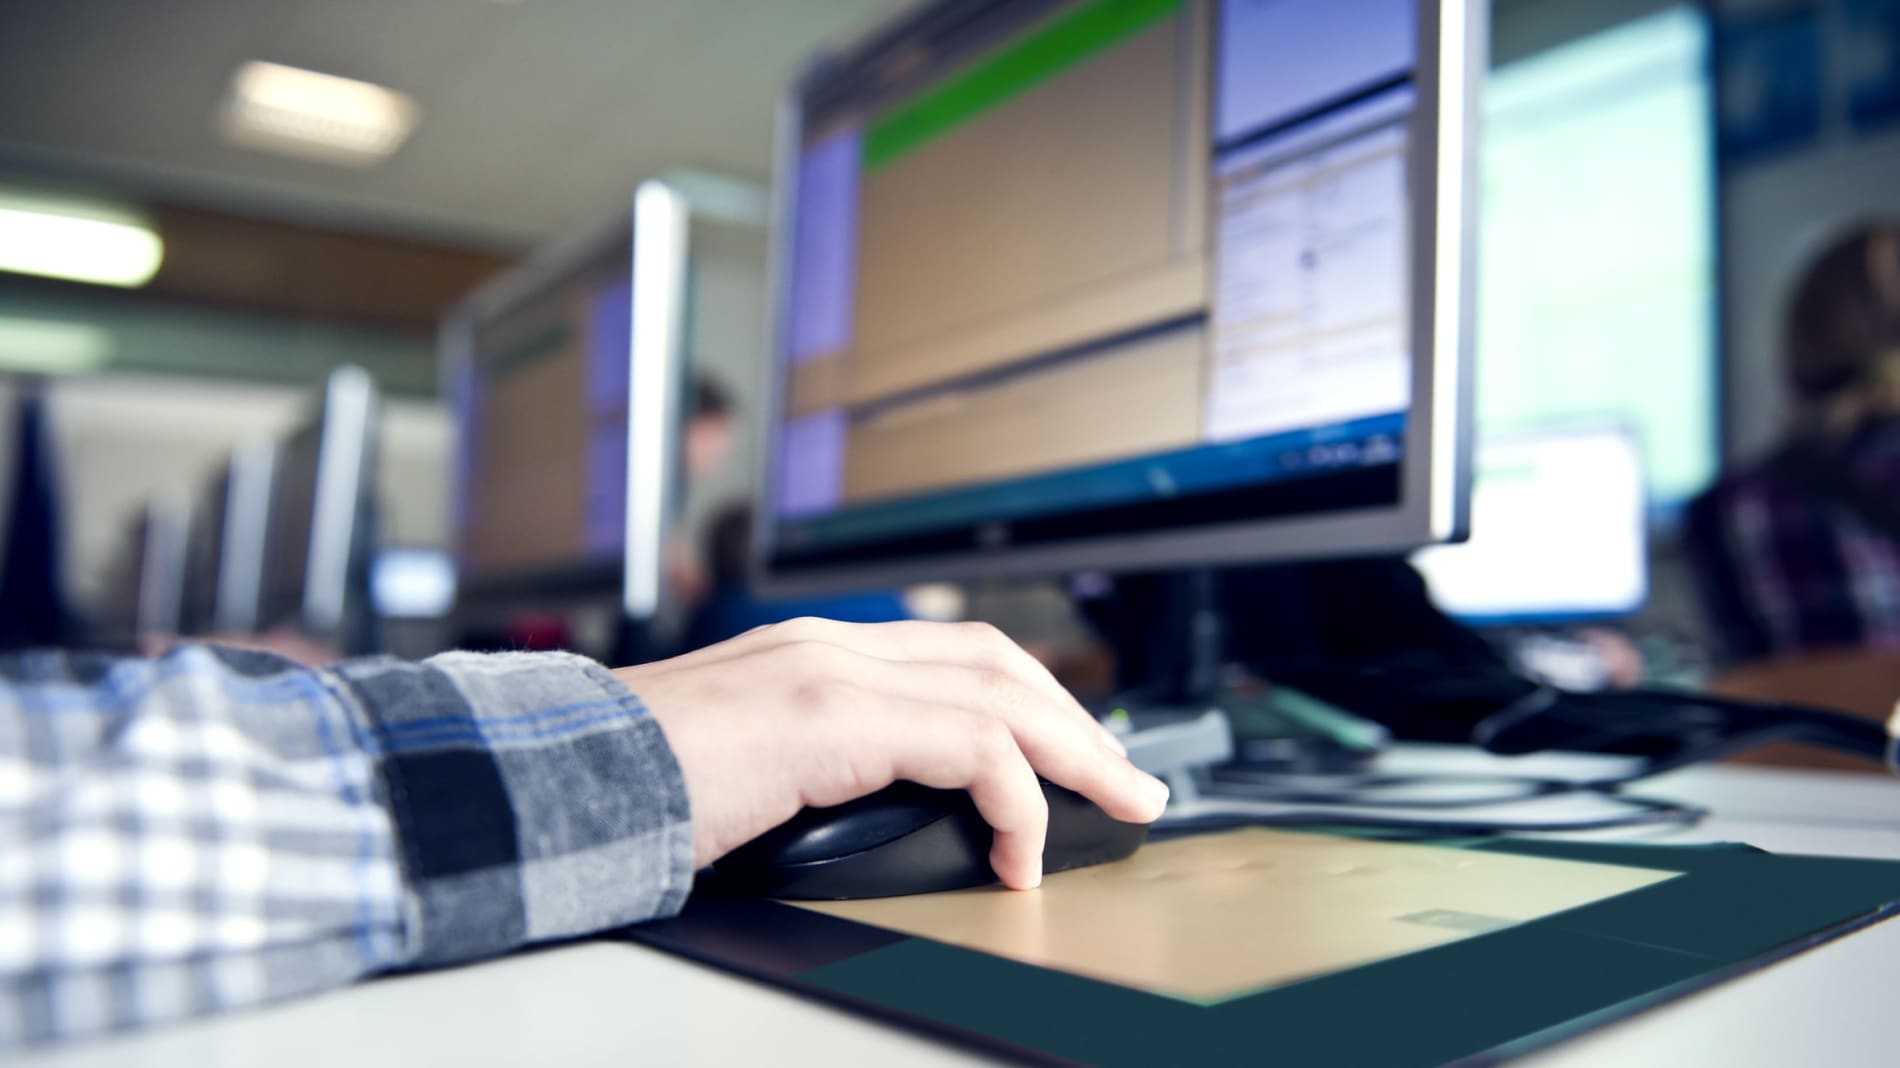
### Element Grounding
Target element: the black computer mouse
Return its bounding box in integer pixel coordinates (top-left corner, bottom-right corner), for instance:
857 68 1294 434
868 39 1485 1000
710 780 1150 900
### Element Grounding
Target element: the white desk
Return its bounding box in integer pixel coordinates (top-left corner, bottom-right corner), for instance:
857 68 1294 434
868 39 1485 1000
25 759 1900 1068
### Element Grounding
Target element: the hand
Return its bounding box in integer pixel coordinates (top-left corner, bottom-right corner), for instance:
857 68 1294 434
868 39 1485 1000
616 618 1169 890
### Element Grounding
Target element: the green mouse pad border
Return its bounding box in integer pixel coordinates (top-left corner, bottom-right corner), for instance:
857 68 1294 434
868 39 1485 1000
624 837 1900 1067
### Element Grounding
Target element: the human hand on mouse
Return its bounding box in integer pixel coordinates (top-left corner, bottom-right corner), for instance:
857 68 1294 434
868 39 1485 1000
616 618 1170 890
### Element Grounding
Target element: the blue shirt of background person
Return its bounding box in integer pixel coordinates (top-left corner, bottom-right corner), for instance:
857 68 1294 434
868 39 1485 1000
682 503 909 651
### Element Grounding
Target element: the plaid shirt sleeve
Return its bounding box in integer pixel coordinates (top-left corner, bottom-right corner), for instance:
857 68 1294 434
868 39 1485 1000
0 643 695 1048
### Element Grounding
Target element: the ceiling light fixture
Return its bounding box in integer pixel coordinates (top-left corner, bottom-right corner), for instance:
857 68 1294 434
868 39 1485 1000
218 60 420 167
0 193 164 288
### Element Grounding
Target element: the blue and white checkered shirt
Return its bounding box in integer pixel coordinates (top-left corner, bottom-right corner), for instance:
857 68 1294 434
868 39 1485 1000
0 644 695 1047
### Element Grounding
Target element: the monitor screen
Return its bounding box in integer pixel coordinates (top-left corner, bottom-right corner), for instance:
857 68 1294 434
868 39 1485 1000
373 547 457 620
453 235 632 595
1477 6 1715 510
1411 424 1647 624
448 182 688 617
761 0 1476 587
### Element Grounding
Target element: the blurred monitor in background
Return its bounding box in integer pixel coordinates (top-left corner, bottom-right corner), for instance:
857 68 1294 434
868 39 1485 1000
257 365 381 655
180 442 275 637
103 498 189 645
0 384 67 651
445 181 689 644
1477 5 1716 515
1412 424 1648 626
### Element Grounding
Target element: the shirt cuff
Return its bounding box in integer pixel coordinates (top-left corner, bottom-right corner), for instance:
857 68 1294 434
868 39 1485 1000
333 651 695 968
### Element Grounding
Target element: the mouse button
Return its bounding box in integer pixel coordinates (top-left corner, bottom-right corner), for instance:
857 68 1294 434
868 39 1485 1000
767 785 961 866
771 803 997 900
1039 784 1150 874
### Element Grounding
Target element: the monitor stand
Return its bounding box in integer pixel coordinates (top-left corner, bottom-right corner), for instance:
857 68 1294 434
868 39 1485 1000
1098 569 1235 796
1102 569 1225 708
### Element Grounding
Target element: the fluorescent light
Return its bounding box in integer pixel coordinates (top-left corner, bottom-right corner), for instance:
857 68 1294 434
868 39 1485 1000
219 60 419 166
0 318 113 374
0 194 163 288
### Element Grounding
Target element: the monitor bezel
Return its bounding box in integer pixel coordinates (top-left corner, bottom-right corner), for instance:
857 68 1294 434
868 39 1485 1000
214 439 276 634
300 363 378 640
753 0 1482 595
134 498 189 637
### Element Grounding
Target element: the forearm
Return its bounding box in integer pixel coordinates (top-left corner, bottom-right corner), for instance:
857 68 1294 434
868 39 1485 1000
0 645 694 1047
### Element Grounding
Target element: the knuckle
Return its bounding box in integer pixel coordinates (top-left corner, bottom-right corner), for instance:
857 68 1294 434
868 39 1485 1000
974 667 1027 714
775 616 827 639
955 620 1007 647
971 714 1017 764
772 638 848 676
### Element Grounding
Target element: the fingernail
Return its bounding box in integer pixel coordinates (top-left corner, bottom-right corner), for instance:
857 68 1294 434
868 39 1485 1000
1142 773 1171 811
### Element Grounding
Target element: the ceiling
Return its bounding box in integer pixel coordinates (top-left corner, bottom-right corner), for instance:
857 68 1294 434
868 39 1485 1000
0 0 908 250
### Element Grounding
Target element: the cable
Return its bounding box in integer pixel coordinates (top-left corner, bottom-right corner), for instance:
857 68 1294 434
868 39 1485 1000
1156 791 1709 837
1178 678 1889 838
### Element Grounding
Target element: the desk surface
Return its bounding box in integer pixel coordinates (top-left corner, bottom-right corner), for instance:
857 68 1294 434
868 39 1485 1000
25 755 1900 1068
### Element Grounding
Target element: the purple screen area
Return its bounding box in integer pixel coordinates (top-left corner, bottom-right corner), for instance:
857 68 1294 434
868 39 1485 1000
588 275 633 412
775 129 861 521
584 425 626 556
584 277 632 556
1216 0 1415 142
776 410 848 519
788 127 861 365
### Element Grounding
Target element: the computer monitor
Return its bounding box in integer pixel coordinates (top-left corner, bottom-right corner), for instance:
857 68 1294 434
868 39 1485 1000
444 180 690 620
106 498 188 640
258 364 380 650
1411 424 1647 625
181 441 275 636
1477 5 1715 513
757 0 1481 592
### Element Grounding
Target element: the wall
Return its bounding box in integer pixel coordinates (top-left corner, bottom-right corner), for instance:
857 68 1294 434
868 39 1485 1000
1721 2 1900 462
0 284 436 393
680 217 770 540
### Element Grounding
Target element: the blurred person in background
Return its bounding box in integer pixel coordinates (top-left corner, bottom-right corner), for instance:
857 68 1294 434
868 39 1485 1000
681 500 909 650
608 372 739 663
1686 221 1900 665
661 373 738 611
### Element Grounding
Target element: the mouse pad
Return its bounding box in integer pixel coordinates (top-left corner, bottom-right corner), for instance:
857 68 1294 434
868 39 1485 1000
793 829 1677 1003
626 832 1900 1067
